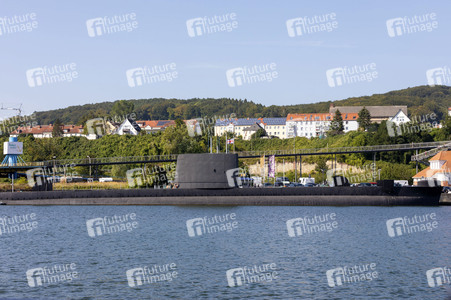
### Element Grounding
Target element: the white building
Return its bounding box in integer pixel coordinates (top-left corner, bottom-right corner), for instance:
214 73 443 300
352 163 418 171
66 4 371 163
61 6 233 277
11 125 84 138
135 120 175 134
413 151 451 186
286 113 359 138
330 105 408 124
115 119 141 135
215 118 286 140
387 109 411 126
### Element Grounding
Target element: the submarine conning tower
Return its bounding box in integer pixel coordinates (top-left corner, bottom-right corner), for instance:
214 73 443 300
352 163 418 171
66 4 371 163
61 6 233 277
176 153 238 189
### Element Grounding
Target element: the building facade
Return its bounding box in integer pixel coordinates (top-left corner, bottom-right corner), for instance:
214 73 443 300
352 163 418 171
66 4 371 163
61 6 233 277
11 125 84 138
329 104 408 124
135 120 176 134
413 151 451 186
286 113 359 138
215 118 286 140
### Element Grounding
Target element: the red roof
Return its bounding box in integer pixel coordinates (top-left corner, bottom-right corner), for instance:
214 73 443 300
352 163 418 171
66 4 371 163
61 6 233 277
136 120 176 129
11 125 83 135
286 113 358 121
413 151 451 178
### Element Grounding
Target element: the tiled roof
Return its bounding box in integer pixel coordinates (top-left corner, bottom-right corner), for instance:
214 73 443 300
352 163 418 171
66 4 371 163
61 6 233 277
236 118 261 126
243 123 262 131
330 106 407 118
11 125 83 135
215 119 238 126
413 151 451 178
136 120 175 128
430 151 451 162
286 113 358 121
216 117 286 126
262 118 286 125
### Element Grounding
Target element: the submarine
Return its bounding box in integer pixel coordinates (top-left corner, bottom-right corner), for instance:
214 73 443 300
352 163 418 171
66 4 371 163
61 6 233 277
0 153 442 206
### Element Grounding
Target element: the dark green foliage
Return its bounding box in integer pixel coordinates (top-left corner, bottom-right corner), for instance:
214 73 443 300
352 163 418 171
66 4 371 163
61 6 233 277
251 128 267 139
328 110 344 135
357 107 372 130
52 119 63 137
30 86 451 126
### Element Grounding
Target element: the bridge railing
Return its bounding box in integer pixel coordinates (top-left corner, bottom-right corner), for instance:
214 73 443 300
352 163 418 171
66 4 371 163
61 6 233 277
6 140 450 168
37 154 179 167
236 141 451 157
411 142 451 161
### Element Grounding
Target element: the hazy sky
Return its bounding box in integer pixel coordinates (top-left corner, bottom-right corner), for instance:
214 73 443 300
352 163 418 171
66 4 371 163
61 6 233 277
0 0 450 118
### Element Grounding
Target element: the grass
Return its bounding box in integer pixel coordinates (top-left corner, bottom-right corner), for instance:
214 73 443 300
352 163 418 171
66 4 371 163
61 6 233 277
54 181 129 190
0 181 129 191
0 182 33 192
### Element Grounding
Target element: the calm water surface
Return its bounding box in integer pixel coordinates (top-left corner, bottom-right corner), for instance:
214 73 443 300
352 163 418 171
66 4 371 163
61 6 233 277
0 206 449 299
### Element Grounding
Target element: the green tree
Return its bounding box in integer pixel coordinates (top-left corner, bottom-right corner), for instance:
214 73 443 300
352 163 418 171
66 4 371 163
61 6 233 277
314 157 329 184
328 110 344 135
111 100 134 117
357 107 372 131
52 119 63 137
251 128 267 139
160 121 202 154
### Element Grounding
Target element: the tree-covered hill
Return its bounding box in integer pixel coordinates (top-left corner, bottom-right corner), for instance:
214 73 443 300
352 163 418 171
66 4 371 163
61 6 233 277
32 85 451 125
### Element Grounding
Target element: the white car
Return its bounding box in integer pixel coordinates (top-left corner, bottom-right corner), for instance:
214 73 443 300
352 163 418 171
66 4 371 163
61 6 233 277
99 177 113 182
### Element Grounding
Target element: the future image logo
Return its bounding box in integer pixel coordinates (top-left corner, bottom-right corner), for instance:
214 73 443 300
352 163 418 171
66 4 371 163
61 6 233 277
0 213 38 235
326 63 377 88
426 67 451 86
225 168 244 187
186 13 238 37
386 213 438 237
326 263 378 287
0 13 38 36
86 13 138 37
286 213 338 237
426 267 451 287
126 263 178 287
226 63 278 87
26 263 78 287
386 13 438 38
286 13 337 37
86 213 138 237
186 213 238 237
226 263 278 287
126 64 178 87
26 63 78 88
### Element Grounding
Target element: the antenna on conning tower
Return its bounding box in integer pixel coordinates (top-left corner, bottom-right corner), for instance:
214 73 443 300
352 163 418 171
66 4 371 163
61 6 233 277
0 103 22 116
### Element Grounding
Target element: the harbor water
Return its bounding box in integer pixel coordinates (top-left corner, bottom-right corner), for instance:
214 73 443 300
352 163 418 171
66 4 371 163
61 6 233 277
0 206 449 299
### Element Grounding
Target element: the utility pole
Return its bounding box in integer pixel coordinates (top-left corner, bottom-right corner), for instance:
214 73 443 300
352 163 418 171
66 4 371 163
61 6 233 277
87 156 92 177
53 156 56 189
225 132 228 153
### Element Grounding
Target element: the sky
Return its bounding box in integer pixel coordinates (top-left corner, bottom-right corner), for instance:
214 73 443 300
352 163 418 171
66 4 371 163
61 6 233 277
0 0 450 118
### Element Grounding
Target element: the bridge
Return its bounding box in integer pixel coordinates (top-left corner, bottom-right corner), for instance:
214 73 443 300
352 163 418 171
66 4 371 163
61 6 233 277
0 140 448 171
410 141 451 164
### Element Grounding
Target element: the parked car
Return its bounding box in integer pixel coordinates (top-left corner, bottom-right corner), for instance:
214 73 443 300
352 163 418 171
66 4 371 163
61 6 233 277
442 186 451 193
304 182 316 187
99 177 113 182
394 180 409 186
276 177 289 182
357 183 373 187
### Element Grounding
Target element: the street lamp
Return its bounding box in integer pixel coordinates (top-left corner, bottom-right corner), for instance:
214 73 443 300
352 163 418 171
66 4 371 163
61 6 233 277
87 156 91 177
53 156 56 187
